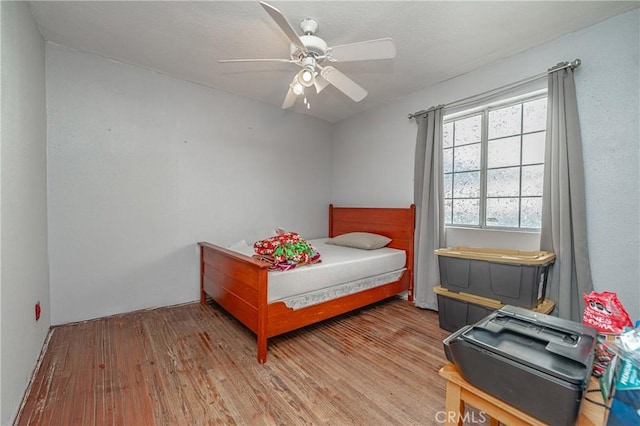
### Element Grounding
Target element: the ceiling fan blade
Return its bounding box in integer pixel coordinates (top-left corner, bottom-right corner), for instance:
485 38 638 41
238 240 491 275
219 58 295 64
260 1 306 52
314 74 330 94
328 38 396 62
320 66 367 102
282 86 297 109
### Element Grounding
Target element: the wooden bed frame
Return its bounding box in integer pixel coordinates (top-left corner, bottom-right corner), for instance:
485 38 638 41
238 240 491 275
198 204 416 363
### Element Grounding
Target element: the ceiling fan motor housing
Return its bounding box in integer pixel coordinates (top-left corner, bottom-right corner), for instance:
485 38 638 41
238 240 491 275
290 34 328 60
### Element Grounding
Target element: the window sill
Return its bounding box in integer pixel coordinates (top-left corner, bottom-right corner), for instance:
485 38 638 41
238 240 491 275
444 226 541 251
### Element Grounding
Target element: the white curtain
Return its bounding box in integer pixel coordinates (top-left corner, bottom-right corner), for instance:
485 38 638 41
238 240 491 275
540 64 594 321
413 107 446 310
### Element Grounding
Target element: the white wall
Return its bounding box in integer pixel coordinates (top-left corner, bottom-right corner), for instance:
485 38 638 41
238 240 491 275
332 10 640 320
1 2 50 424
46 44 333 325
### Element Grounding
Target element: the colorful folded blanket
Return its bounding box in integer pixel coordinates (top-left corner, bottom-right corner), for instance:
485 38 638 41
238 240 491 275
253 232 321 271
252 252 322 271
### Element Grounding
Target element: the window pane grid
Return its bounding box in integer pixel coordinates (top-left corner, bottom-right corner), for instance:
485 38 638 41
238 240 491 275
444 94 546 230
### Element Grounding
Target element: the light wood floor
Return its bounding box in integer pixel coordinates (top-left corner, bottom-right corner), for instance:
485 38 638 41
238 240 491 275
17 297 454 425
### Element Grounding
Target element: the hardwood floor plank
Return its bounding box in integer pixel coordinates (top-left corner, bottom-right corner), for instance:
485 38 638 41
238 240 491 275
17 297 456 425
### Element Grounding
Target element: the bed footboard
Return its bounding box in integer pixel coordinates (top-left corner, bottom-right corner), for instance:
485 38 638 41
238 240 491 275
198 242 271 361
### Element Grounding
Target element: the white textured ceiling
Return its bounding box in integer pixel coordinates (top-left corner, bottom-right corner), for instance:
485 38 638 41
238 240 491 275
29 1 638 123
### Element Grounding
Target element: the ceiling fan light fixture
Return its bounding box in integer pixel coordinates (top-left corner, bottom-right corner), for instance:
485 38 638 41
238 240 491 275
292 82 304 95
297 68 315 88
298 56 316 87
301 68 313 83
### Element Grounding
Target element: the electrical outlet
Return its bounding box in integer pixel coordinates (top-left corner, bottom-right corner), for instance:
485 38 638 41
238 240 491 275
35 301 41 321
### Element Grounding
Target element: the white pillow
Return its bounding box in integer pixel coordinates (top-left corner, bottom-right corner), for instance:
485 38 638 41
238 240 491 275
227 240 254 256
325 232 392 250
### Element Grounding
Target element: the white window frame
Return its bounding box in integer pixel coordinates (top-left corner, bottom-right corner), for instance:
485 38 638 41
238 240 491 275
443 89 548 232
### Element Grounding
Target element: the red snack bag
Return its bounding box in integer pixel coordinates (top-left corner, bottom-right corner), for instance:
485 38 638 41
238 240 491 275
583 291 633 334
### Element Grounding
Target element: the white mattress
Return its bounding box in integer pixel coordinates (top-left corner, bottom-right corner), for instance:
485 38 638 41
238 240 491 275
228 237 406 303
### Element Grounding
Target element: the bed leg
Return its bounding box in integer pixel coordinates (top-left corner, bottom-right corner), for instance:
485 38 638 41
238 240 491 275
257 336 267 364
199 244 206 305
408 271 414 302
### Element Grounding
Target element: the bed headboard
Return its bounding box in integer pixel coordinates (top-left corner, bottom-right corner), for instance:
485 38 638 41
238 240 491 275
328 204 416 282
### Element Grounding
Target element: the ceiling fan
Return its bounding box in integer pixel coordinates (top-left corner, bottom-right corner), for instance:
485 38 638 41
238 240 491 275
219 1 397 109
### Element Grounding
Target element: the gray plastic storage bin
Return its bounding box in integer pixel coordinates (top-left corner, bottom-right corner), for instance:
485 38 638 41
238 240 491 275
437 294 494 332
435 246 555 308
434 286 555 332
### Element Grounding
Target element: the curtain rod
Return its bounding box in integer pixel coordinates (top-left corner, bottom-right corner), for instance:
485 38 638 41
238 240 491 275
408 59 582 119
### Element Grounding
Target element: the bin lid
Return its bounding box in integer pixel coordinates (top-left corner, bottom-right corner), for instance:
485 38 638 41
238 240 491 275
434 246 555 265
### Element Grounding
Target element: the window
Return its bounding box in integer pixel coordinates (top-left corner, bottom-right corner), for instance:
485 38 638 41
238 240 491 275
443 94 547 230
